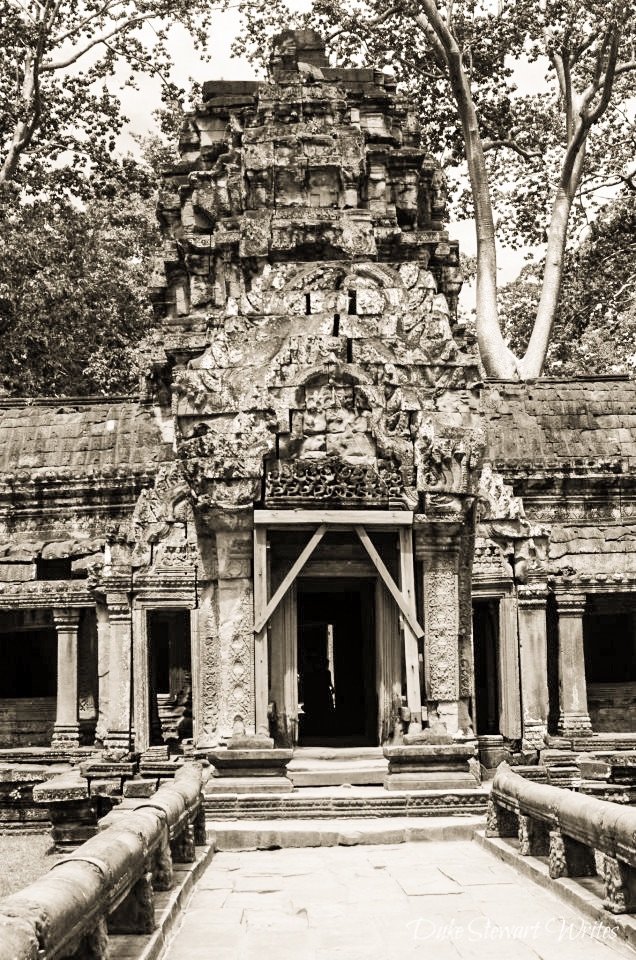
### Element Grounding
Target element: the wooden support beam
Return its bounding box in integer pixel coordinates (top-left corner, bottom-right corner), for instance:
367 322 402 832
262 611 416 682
354 526 424 640
253 525 327 635
253 527 269 735
254 510 413 527
399 527 422 732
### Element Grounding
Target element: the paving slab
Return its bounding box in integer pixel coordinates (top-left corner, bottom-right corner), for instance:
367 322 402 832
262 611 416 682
162 841 636 960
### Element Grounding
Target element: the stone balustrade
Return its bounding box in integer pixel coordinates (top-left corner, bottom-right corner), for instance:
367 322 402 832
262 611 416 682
0 762 206 960
487 762 636 914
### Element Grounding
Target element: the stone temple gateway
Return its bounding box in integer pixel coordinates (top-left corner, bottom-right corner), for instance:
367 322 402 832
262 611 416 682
2 31 636 801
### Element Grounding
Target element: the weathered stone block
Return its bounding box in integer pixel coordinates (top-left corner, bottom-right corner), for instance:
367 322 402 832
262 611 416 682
123 778 158 799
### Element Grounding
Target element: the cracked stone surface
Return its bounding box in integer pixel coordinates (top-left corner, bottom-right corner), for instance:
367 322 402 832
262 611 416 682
163 841 636 959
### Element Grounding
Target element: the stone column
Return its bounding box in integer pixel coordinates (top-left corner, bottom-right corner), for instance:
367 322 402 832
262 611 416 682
415 527 462 736
95 600 110 745
556 593 592 736
517 586 550 748
52 608 81 746
103 594 134 758
498 594 522 739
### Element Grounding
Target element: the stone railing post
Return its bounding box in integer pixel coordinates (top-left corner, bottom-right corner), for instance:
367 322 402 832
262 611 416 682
103 594 133 758
603 856 636 914
485 797 518 838
556 593 592 736
51 608 81 746
548 827 596 879
518 814 549 856
415 525 462 736
517 585 550 748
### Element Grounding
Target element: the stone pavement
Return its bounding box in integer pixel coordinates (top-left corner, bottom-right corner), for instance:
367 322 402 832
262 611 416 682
163 840 636 959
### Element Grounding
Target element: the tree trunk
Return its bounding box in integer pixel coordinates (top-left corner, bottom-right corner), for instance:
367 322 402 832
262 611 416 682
0 58 39 185
445 50 518 380
519 141 587 378
416 4 517 379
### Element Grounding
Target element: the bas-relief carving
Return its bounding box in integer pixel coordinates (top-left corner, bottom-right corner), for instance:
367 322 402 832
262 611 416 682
197 584 220 745
211 531 255 737
425 564 460 703
457 519 476 699
477 462 549 584
265 458 403 508
216 577 255 737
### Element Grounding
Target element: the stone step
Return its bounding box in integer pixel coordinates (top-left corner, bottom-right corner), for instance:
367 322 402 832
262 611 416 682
287 755 387 787
290 746 384 761
206 814 485 850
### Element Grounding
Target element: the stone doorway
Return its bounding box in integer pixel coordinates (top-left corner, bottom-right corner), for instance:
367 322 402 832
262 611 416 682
0 617 57 747
147 610 193 749
297 578 377 747
584 594 636 733
473 598 501 736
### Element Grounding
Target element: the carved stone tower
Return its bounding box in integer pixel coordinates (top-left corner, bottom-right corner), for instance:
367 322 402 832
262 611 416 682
150 29 484 750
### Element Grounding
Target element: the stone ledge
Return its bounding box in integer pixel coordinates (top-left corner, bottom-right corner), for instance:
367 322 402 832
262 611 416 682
476 831 636 953
32 771 89 803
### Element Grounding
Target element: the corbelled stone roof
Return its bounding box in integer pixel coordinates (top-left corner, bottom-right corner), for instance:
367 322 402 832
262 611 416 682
484 377 636 470
0 400 172 478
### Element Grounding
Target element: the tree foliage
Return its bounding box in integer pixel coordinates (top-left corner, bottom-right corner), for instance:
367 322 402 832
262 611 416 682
0 0 223 201
236 0 636 378
0 188 160 396
501 191 636 376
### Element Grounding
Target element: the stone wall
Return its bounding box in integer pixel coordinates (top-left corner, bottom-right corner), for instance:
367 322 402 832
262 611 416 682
587 683 636 733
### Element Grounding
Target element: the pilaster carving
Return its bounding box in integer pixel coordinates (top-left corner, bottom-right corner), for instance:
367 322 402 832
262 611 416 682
213 530 255 738
415 524 462 732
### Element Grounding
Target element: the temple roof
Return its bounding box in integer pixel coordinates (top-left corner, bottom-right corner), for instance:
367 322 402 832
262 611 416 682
484 377 636 471
0 399 173 479
2 376 636 484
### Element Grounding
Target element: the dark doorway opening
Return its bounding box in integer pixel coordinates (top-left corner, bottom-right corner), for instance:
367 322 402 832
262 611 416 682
297 579 376 746
472 599 500 735
584 610 636 683
584 601 636 732
0 628 57 697
0 623 57 746
147 610 192 749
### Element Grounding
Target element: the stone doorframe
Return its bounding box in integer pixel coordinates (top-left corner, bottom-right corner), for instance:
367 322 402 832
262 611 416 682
132 597 198 754
253 510 424 740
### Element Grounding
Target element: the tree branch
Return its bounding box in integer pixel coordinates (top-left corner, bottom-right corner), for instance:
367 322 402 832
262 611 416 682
614 59 636 76
483 138 543 161
415 0 517 378
50 0 125 46
326 5 401 43
42 13 155 71
585 28 619 124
